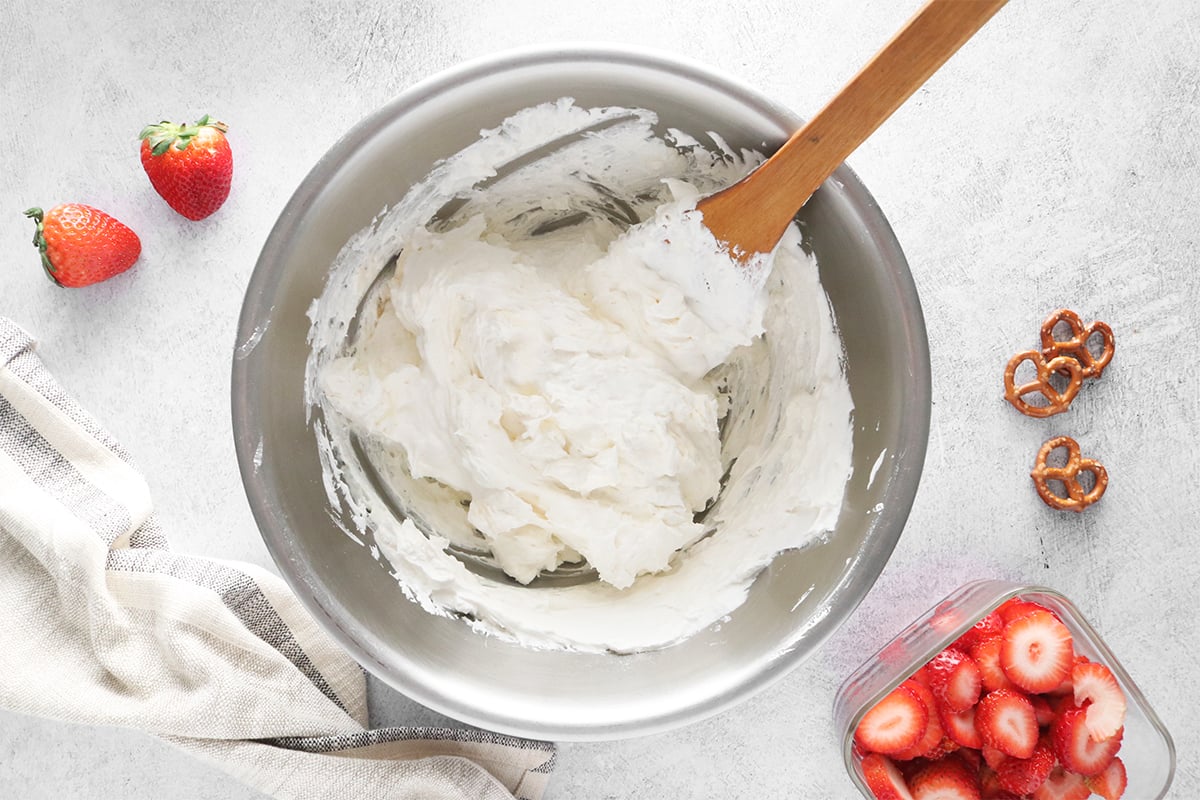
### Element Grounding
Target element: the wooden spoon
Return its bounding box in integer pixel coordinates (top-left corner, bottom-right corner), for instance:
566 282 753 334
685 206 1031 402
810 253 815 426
697 0 1008 259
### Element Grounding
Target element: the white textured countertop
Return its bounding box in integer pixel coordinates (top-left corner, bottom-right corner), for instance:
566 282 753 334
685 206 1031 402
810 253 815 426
2 1 1197 797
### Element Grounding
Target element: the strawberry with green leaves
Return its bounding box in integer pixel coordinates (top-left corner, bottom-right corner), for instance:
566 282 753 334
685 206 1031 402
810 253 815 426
139 114 233 220
24 204 141 288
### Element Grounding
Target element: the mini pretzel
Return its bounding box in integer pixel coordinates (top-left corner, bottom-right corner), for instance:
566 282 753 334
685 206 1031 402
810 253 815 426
1004 349 1083 417
1030 436 1108 512
1040 308 1115 380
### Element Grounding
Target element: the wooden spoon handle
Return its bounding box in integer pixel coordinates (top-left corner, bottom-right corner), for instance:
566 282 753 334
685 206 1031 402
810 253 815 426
698 0 1008 257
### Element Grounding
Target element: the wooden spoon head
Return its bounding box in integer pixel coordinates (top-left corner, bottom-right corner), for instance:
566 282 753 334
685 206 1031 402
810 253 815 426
695 173 799 263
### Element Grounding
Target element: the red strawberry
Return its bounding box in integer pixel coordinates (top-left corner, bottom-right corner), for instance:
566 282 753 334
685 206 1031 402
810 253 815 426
857 683 929 755
1047 653 1089 696
931 601 967 637
980 766 1022 799
1050 707 1123 776
996 598 1055 624
909 757 982 800
892 680 947 761
980 745 1007 770
930 737 962 760
900 760 930 787
888 729 940 762
938 703 984 750
1085 756 1127 800
994 738 1055 795
1030 694 1056 727
970 637 1020 693
862 752 915 800
1045 692 1078 718
975 689 1038 759
926 648 983 713
1031 765 1090 800
23 205 141 288
1071 661 1126 741
1000 609 1074 693
1045 673 1074 696
954 748 982 774
954 612 1005 653
139 115 233 220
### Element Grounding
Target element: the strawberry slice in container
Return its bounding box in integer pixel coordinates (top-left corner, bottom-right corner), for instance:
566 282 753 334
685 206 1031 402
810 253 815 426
834 580 1175 800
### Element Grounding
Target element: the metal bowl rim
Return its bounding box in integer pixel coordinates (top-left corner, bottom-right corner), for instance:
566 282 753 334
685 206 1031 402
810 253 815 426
231 42 932 740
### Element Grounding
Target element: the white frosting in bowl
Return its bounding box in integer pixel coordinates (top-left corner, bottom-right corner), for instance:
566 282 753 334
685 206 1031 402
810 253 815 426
306 99 854 653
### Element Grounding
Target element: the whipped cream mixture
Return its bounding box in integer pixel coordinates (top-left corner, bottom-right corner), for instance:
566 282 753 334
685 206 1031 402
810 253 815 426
307 99 854 652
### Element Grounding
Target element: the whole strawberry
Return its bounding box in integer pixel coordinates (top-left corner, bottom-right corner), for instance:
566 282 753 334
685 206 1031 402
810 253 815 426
139 115 232 220
24 204 142 288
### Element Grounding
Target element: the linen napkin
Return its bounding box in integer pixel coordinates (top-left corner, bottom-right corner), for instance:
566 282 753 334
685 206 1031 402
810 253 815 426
0 317 556 800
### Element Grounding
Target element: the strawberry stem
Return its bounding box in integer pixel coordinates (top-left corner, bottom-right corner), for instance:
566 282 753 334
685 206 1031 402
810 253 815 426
23 207 62 286
139 114 229 155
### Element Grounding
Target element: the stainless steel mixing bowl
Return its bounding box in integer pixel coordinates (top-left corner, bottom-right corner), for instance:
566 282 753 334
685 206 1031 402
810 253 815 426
232 45 930 740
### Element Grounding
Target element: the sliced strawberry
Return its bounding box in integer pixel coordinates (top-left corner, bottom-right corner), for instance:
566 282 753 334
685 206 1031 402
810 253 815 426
954 611 1005 653
1050 707 1123 776
1047 653 1089 696
926 648 983 713
897 756 930 784
857 683 930 755
980 745 1008 770
996 597 1054 623
930 736 962 760
862 752 916 800
1085 756 1127 800
976 689 1038 759
979 767 1015 799
911 665 934 689
954 748 982 773
909 757 982 800
892 681 946 761
1045 692 1078 718
1045 672 1074 696
1072 661 1126 741
995 738 1055 795
970 637 1019 693
931 601 967 637
900 731 950 763
1001 609 1074 693
1031 765 1090 800
938 702 984 749
905 677 937 709
1030 693 1056 727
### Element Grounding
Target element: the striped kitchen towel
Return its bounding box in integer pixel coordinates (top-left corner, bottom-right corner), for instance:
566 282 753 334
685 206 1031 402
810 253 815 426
0 317 555 800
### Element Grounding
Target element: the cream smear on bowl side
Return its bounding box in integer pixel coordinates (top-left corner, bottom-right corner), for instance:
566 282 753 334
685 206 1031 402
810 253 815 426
306 99 854 653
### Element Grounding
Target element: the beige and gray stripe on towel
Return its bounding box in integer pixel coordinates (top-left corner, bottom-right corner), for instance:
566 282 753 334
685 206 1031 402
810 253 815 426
0 317 555 800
